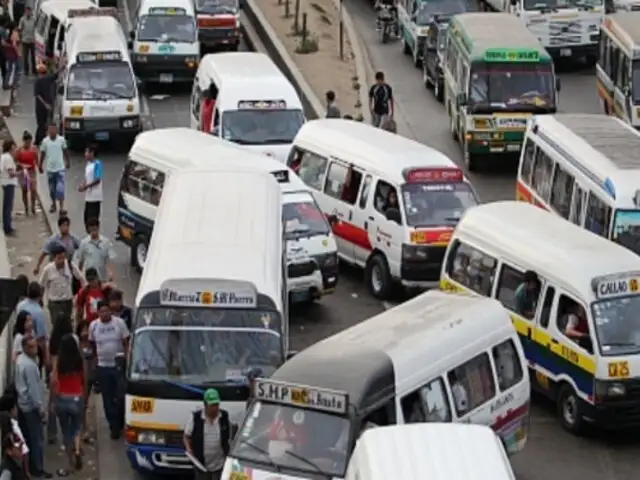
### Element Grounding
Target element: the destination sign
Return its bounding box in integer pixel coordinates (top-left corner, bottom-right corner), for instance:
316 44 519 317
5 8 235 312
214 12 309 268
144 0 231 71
148 6 187 14
238 100 287 110
159 279 257 308
593 272 640 299
483 48 541 63
76 51 122 63
255 379 349 415
271 170 289 183
404 167 463 183
68 7 117 18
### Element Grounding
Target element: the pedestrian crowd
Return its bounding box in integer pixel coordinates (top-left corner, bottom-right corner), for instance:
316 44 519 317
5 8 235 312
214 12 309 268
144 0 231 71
0 207 132 478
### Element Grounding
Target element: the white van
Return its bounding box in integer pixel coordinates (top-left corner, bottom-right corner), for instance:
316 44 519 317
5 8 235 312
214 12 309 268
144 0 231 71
190 52 304 161
440 200 640 434
126 166 287 475
56 8 140 148
34 0 96 65
346 423 516 480
117 128 338 303
224 290 530 480
288 118 481 299
130 0 199 84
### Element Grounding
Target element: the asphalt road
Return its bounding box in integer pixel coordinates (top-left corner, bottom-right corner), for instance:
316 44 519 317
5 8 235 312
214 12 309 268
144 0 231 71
11 0 640 476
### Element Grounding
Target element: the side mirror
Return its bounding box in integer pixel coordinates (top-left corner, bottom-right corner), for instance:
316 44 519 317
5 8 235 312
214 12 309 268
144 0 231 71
326 214 338 225
129 30 135 40
455 92 467 108
385 207 402 224
127 40 133 50
556 78 561 92
286 350 298 360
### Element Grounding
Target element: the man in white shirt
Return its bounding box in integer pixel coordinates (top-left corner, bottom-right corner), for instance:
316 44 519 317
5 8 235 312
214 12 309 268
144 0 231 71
39 243 85 325
78 144 103 231
39 123 70 214
0 140 17 236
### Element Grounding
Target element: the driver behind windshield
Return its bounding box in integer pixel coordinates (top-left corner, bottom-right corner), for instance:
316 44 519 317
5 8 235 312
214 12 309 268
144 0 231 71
383 189 398 212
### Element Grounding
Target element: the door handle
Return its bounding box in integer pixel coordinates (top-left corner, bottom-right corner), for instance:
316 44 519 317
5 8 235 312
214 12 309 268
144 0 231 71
348 211 353 221
364 221 368 230
337 212 344 218
368 216 374 221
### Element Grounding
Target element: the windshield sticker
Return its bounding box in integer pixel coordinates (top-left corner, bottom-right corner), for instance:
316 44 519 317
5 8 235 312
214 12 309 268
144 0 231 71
237 100 287 110
148 6 187 14
593 273 640 299
76 51 122 63
159 279 258 308
483 48 541 63
255 379 349 414
410 228 453 245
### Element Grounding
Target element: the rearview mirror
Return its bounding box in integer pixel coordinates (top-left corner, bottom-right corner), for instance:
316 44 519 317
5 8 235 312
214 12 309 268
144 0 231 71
385 207 401 224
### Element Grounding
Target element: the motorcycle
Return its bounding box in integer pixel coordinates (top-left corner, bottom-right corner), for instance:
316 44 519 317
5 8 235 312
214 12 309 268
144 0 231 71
377 5 395 43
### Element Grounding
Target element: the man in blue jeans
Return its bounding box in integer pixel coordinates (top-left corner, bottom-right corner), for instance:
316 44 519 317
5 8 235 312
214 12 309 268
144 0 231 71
89 300 130 439
38 123 69 214
0 139 17 236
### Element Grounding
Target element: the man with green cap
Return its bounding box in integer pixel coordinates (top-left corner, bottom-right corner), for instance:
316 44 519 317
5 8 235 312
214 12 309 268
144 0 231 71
183 388 231 480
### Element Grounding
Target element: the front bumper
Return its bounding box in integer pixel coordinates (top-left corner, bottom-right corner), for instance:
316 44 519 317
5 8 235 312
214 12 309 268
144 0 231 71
63 115 141 142
199 27 241 48
583 398 640 429
133 55 198 83
465 130 525 155
126 443 191 475
546 42 598 59
400 246 446 287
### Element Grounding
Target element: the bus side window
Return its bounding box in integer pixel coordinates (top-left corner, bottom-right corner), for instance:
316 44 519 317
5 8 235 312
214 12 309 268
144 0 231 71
401 377 451 424
597 32 606 72
531 148 553 202
492 339 524 392
549 162 575 219
585 192 612 237
520 138 536 186
341 166 363 205
297 151 328 191
569 184 585 226
445 240 496 296
539 285 555 328
496 264 541 319
46 16 60 57
361 400 395 432
358 175 372 210
35 12 49 40
448 353 496 417
556 294 593 354
191 80 202 120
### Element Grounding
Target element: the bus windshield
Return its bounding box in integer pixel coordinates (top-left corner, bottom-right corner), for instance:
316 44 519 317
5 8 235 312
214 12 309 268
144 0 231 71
283 192 331 240
523 0 601 9
137 14 196 43
220 109 304 145
128 307 284 383
468 62 555 113
232 402 351 477
592 296 640 356
612 209 640 256
401 182 479 228
67 62 135 100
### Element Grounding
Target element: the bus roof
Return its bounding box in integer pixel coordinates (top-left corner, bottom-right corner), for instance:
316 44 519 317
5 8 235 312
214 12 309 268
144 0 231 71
131 128 307 191
358 424 514 480
603 13 640 59
294 119 459 185
450 13 550 61
202 52 283 79
41 0 96 20
530 114 640 202
455 201 640 299
271 290 513 413
67 16 127 57
135 166 283 306
139 0 195 14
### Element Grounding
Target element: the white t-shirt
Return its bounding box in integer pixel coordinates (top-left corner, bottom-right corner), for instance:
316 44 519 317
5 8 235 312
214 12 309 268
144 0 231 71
84 160 103 202
12 418 29 455
0 153 17 187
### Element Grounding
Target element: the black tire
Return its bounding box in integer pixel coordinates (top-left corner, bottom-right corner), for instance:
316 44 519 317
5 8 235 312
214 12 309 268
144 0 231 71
365 253 393 300
557 383 585 435
130 234 149 274
435 81 444 102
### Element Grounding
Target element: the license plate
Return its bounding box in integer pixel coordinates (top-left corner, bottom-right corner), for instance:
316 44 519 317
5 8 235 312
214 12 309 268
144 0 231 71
95 132 109 141
506 144 521 152
560 48 572 57
159 73 174 83
490 147 504 153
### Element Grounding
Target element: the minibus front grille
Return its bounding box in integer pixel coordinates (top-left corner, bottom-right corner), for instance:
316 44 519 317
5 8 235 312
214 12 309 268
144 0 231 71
288 261 317 278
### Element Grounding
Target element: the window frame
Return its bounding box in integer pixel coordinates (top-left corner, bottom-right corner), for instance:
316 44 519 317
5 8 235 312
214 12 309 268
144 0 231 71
492 338 524 392
448 352 497 417
445 240 497 297
585 191 612 238
359 174 373 210
121 158 165 206
520 138 536 186
324 161 350 200
296 150 328 192
530 147 554 202
549 162 575 219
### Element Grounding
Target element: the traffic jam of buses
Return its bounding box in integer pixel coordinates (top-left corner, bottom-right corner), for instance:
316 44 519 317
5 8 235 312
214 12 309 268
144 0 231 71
19 0 640 475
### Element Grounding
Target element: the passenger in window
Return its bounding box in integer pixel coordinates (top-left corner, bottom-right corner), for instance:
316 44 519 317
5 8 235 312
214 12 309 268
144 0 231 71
382 189 398 212
448 370 469 415
199 85 216 133
564 303 590 344
514 270 540 319
340 166 361 204
290 151 303 174
404 397 425 423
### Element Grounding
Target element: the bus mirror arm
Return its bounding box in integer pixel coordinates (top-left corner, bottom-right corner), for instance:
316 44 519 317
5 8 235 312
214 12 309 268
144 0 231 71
556 78 561 92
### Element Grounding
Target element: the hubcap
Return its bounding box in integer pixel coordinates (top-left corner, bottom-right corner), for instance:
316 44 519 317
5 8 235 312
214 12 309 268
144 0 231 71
136 242 147 268
562 394 577 426
371 264 383 293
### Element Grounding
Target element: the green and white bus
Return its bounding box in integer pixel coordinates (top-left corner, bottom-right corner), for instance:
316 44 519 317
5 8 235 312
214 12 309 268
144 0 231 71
443 12 559 172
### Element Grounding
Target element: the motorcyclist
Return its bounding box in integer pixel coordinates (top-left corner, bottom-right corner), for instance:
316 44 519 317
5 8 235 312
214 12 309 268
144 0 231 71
374 0 397 35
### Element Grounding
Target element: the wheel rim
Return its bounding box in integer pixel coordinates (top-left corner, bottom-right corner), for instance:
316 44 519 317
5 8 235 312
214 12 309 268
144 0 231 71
562 393 578 426
136 243 147 268
371 264 383 293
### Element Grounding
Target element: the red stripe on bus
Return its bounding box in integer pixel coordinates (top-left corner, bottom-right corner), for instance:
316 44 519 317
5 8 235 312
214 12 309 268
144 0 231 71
328 216 372 251
492 403 529 431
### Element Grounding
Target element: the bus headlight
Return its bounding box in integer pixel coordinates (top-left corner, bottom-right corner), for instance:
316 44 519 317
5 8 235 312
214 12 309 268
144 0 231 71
64 119 82 130
595 380 626 398
402 244 429 261
121 117 139 129
137 431 166 444
185 56 198 68
135 54 148 63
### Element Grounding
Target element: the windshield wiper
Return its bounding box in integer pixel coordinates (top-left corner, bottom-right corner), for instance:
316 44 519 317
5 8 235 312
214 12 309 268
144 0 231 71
602 342 640 348
282 449 326 476
237 440 280 471
262 138 294 144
